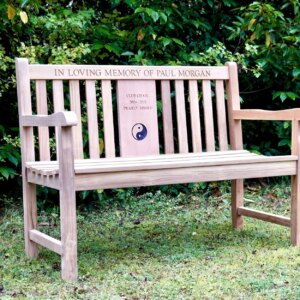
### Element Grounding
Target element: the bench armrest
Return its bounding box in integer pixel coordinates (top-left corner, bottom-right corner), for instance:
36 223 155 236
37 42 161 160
21 111 78 127
233 108 300 121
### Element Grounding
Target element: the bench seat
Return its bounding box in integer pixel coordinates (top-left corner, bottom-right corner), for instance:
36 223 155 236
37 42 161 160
26 150 297 190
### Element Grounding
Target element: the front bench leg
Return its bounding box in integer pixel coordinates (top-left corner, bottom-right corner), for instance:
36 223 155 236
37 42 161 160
58 126 77 281
232 179 244 228
60 181 77 281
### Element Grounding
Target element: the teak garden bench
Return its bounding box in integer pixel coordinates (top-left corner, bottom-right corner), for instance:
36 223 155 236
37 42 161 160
16 58 300 281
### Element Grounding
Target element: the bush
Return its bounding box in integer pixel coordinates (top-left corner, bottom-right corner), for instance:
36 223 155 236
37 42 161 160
0 0 299 203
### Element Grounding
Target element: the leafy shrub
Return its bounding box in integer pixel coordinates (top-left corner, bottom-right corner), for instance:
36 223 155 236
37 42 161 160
0 129 20 181
0 0 299 204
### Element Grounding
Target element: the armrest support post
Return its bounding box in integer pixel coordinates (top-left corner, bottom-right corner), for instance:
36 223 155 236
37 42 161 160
226 62 243 150
57 125 77 280
226 62 244 230
291 120 300 245
292 120 300 156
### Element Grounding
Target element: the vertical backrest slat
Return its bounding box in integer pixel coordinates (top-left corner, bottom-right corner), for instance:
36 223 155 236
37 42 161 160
85 80 100 159
225 62 243 150
175 80 188 153
161 80 174 154
53 80 65 159
215 80 228 151
189 80 202 152
69 80 84 159
36 80 50 160
101 80 115 158
53 80 64 112
202 80 215 151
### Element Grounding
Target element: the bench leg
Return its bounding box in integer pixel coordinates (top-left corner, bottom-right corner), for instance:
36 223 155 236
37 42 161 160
231 179 244 228
23 181 39 257
291 175 300 245
60 186 77 281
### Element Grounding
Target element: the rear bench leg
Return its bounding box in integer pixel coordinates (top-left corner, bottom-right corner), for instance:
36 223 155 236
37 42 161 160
231 179 244 228
23 181 39 257
291 175 300 245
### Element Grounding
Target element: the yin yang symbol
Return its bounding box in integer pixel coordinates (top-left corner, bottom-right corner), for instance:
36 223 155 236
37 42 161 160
132 123 147 141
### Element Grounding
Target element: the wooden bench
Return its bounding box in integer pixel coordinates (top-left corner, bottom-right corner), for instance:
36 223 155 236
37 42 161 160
16 58 300 281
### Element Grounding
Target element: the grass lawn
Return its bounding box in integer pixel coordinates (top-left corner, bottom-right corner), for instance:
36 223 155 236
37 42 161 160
1 180 300 299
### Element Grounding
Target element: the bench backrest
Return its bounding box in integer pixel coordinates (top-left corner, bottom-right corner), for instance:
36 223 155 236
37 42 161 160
16 59 242 162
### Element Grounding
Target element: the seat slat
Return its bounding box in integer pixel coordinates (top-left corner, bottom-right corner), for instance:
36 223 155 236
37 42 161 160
36 80 50 161
26 153 297 175
175 80 188 153
161 80 175 154
101 80 115 158
69 80 84 159
202 80 215 151
189 80 202 152
26 152 259 170
85 80 100 159
215 80 228 151
87 152 258 164
26 151 256 173
25 150 256 167
73 155 295 174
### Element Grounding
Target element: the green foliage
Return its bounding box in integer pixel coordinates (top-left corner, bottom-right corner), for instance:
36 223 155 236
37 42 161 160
18 42 92 64
0 131 20 181
190 41 262 77
224 0 300 153
227 1 300 98
0 0 299 201
0 46 14 98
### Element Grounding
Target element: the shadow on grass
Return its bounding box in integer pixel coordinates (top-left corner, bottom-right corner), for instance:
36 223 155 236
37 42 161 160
74 219 290 268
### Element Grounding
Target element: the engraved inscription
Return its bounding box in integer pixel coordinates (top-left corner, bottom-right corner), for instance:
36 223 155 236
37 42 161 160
178 69 211 77
54 68 102 77
54 67 212 78
104 69 142 77
122 93 154 112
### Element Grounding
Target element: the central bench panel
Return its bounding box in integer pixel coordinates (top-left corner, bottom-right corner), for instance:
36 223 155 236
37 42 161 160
117 80 159 157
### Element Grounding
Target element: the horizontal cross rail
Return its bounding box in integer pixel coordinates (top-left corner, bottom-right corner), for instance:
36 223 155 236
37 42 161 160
30 229 62 255
237 207 290 227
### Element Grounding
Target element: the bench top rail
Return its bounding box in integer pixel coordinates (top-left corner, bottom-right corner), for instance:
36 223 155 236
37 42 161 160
28 64 229 80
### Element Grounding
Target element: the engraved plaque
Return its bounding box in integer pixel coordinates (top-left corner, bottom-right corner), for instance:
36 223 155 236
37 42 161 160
117 80 159 157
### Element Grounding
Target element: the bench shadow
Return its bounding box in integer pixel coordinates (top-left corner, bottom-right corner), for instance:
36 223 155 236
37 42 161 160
78 220 290 266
